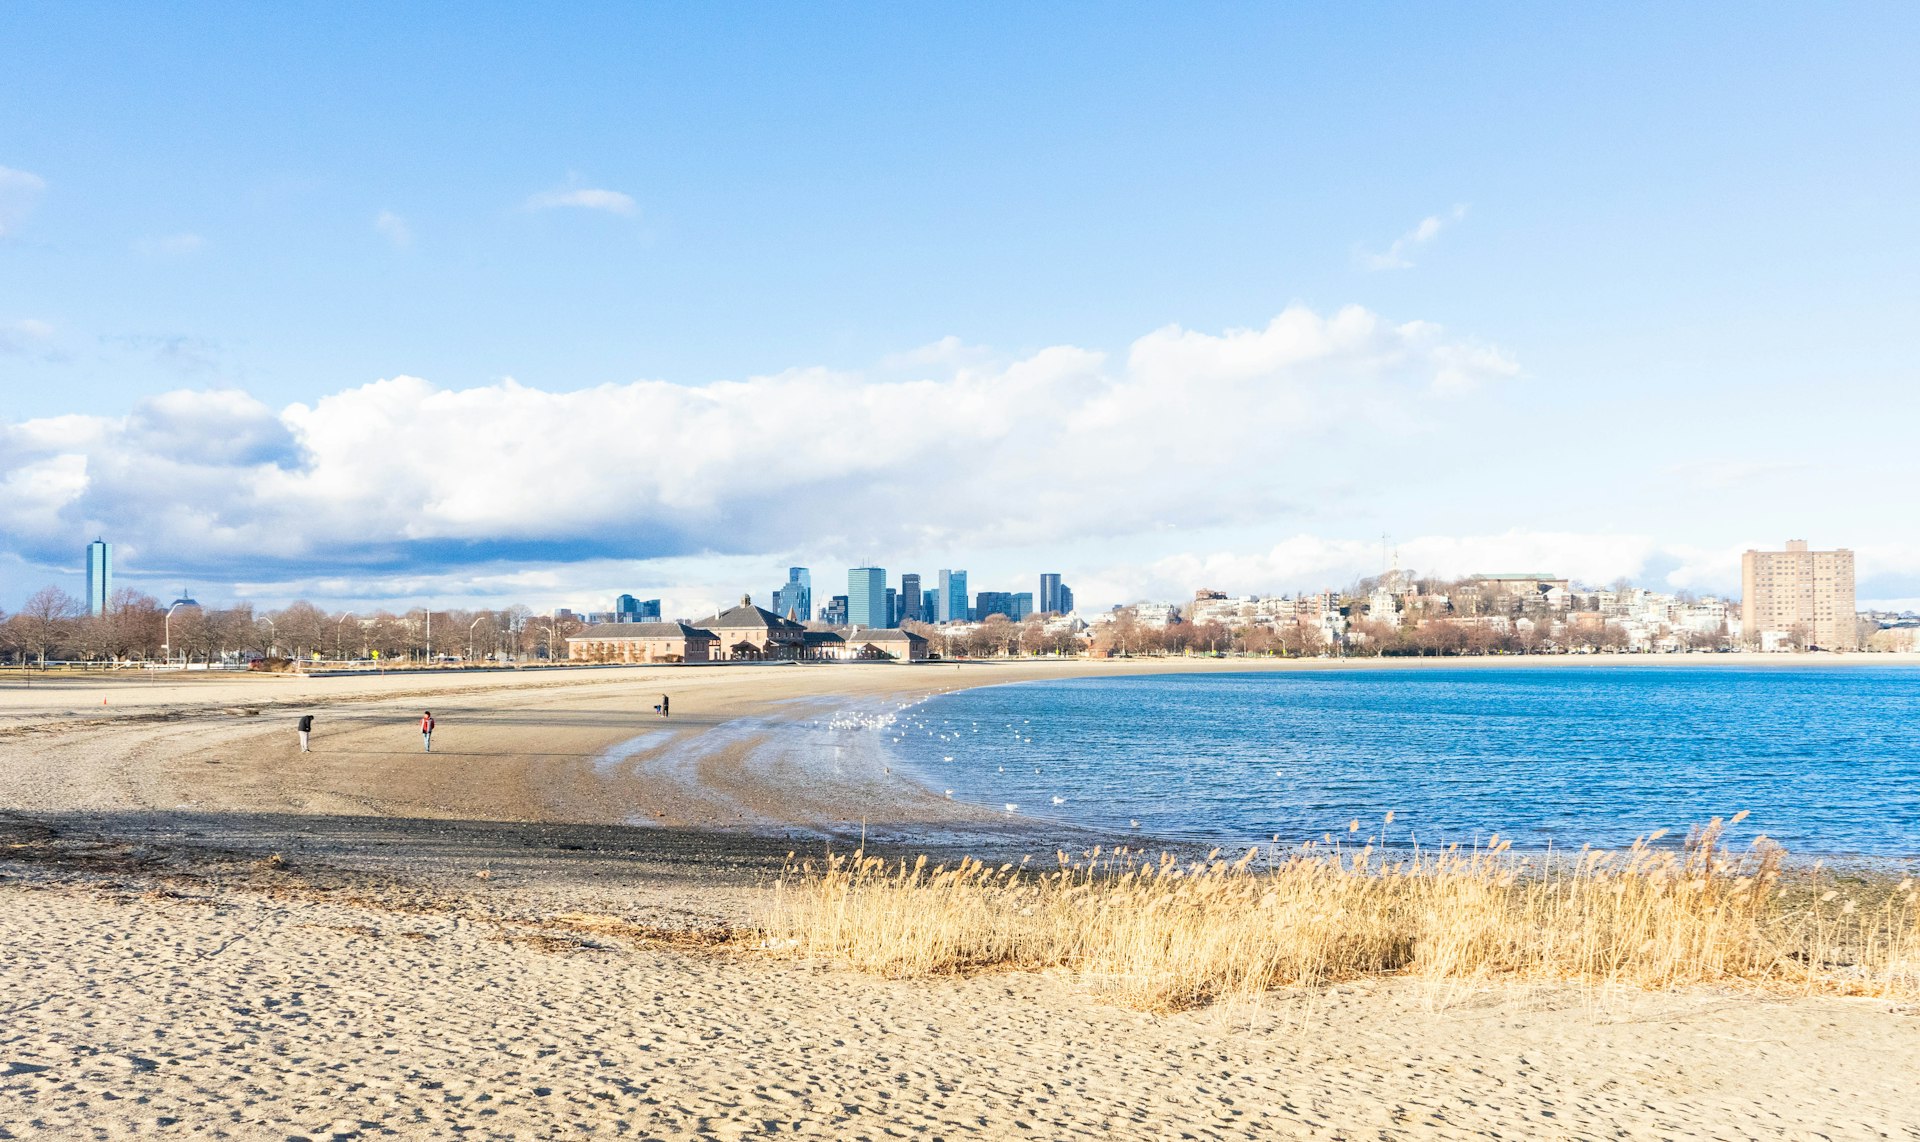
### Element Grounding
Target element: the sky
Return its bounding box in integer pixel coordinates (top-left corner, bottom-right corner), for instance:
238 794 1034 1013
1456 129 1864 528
3 3 1918 617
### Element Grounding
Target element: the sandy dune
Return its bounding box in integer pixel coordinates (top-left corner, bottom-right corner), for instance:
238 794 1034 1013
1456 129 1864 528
3 660 1918 1139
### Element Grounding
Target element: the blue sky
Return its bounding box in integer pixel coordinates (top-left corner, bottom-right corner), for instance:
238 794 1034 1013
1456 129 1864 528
3 4 1918 615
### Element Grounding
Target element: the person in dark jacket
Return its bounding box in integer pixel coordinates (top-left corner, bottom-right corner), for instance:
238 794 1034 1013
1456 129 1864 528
297 713 313 752
660 694 670 718
420 710 435 752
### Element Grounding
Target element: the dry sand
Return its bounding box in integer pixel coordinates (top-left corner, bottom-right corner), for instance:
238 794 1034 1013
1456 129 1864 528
3 658 1918 1139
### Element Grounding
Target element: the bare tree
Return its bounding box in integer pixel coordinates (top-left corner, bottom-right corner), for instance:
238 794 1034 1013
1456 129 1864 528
12 586 80 667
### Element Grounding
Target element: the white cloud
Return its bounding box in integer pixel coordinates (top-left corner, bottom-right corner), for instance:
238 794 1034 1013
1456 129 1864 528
374 210 412 247
0 165 47 236
0 305 1515 602
135 233 205 256
0 318 55 354
1358 205 1468 271
524 186 637 215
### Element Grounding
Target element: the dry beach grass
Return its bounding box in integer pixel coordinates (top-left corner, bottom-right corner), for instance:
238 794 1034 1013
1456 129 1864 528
765 815 1920 1013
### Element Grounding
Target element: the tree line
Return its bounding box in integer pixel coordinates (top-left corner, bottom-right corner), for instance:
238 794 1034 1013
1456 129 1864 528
0 587 581 667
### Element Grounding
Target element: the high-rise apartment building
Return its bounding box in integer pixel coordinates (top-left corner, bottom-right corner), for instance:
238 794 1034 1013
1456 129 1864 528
937 569 969 623
900 574 922 628
1059 584 1074 614
85 538 113 616
1741 539 1857 650
848 567 887 629
1011 592 1034 621
773 567 812 621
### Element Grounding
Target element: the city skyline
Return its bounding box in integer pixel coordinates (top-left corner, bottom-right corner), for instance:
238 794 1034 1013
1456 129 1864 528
3 7 1916 614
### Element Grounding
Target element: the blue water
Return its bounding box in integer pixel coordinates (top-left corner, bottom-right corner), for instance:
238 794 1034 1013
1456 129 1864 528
884 668 1920 857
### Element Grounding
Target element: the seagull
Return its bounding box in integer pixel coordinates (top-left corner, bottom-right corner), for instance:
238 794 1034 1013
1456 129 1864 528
945 789 954 798
943 756 953 762
1004 803 1018 814
1051 796 1065 806
1130 819 1140 829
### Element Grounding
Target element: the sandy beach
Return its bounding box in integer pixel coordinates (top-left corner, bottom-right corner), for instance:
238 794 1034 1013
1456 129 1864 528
4 658 1919 1139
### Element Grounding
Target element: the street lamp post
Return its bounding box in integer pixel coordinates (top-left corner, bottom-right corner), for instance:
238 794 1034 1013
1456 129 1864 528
163 601 185 667
263 617 277 659
468 616 484 663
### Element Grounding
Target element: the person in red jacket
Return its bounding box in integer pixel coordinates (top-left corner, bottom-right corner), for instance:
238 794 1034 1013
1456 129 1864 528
420 710 435 752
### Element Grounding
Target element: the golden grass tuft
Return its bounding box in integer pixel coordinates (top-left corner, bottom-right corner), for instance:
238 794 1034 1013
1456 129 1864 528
760 817 1920 1012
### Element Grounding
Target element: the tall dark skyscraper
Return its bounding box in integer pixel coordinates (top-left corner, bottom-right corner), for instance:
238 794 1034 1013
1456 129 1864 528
884 587 898 627
1040 572 1063 615
86 538 113 616
900 574 922 628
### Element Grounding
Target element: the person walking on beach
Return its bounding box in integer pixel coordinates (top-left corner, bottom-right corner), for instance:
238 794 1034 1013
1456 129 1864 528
660 694 670 719
297 713 313 752
420 710 435 752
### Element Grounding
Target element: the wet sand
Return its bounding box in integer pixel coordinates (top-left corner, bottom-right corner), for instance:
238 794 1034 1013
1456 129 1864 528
4 658 1919 1139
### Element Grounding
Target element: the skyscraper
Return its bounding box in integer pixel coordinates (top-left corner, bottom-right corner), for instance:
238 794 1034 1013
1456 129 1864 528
1011 592 1034 621
1040 573 1062 614
974 591 1015 620
1741 540 1858 650
773 567 812 621
900 574 922 628
848 567 887 629
612 594 661 622
884 587 898 627
1059 584 1074 614
85 539 112 616
937 569 969 623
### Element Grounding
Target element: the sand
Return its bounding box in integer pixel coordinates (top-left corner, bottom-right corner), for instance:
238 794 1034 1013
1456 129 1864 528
3 658 1918 1139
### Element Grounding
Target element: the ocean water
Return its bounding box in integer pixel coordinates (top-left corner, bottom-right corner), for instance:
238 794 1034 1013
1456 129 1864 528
883 667 1920 857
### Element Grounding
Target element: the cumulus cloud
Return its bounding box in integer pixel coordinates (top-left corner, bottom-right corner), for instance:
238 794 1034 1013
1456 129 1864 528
375 210 412 247
0 306 1518 594
1358 205 1468 270
524 186 637 215
0 165 47 237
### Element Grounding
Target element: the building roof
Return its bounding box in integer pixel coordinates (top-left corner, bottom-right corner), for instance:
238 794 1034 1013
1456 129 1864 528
696 594 807 634
802 630 845 645
1469 573 1562 581
848 627 926 644
566 622 716 642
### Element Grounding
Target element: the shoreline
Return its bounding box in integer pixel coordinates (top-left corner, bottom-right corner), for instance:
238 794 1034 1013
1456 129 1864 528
7 658 1920 1138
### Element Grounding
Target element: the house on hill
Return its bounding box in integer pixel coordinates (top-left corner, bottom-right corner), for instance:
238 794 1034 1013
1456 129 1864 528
566 621 717 664
697 595 808 661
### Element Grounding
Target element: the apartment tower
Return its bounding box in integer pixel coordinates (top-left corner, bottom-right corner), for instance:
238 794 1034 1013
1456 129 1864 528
1741 539 1857 650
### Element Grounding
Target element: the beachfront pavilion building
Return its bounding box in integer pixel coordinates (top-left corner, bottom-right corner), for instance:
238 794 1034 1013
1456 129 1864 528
566 621 717 663
845 628 931 661
697 595 808 660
